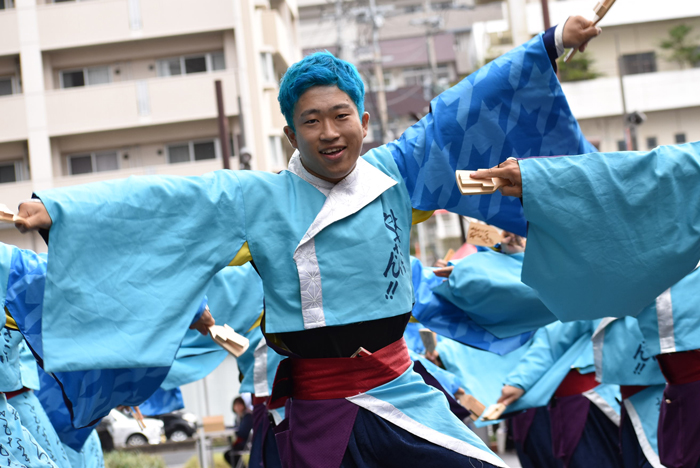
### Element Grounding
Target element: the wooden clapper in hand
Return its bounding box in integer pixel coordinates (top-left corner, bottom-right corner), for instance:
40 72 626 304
455 171 508 195
0 204 25 224
209 324 250 357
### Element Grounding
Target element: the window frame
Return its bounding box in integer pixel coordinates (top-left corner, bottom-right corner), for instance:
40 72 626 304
67 150 120 176
166 138 221 164
268 135 285 167
0 75 18 96
59 65 112 89
156 51 226 78
259 52 275 84
0 159 24 183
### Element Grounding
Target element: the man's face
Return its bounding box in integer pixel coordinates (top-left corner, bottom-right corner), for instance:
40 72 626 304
233 402 245 416
284 86 369 183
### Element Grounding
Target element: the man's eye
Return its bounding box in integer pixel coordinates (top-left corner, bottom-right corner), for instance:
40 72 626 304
305 119 318 124
337 114 349 119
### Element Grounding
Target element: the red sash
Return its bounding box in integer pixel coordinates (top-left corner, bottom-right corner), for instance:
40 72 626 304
269 338 411 408
657 350 700 385
620 385 648 400
554 370 598 398
4 387 30 400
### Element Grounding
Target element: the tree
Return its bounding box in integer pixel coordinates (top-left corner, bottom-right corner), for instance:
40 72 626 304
557 53 602 82
660 24 700 69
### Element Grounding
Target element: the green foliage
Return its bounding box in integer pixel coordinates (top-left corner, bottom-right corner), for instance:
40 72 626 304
104 451 166 468
660 24 700 68
557 53 602 82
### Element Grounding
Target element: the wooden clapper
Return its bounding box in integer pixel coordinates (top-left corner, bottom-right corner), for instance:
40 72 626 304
455 171 508 195
0 204 24 224
209 324 250 357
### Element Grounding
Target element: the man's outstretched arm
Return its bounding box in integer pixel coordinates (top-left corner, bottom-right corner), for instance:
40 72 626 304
385 17 600 236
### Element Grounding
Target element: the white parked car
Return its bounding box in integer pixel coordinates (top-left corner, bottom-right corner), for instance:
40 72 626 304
105 409 165 448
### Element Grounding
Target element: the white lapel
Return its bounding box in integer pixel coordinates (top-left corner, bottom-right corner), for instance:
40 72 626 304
288 153 398 329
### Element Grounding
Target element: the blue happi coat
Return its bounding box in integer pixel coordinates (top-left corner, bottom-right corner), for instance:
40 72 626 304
162 264 264 390
634 266 700 357
504 320 620 422
410 256 534 355
34 33 591 466
520 142 700 322
432 250 556 338
591 317 666 468
437 337 530 427
138 387 185 417
2 244 172 430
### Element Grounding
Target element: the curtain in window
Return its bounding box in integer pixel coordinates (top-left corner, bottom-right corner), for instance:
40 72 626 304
95 152 118 172
70 155 93 175
168 144 190 164
0 78 12 96
86 67 110 85
193 141 216 161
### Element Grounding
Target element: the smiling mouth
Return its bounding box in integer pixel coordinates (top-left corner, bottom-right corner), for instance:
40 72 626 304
319 147 346 157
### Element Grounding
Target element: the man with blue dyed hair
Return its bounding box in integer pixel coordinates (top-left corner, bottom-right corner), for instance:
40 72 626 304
16 16 600 468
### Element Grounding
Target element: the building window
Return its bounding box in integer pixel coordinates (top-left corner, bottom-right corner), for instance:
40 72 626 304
260 52 275 84
156 52 225 77
268 136 285 167
617 140 627 151
60 66 111 88
646 136 657 150
0 0 15 10
0 77 15 96
166 139 219 164
675 133 687 144
68 151 119 175
0 161 23 183
621 52 657 75
402 66 450 86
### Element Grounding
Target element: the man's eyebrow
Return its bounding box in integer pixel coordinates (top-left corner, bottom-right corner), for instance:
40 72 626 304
299 103 352 118
299 108 320 118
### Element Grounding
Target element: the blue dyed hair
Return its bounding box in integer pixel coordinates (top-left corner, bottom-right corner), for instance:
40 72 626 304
278 51 365 130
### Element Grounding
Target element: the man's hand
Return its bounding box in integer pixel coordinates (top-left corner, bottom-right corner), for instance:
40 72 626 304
563 15 602 53
433 266 454 278
470 159 522 197
16 200 52 233
190 307 215 336
498 384 525 406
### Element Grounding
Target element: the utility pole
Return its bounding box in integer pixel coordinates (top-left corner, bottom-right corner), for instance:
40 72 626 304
615 34 635 150
540 0 551 30
335 0 345 60
423 0 439 92
368 0 390 143
215 80 231 170
410 0 442 97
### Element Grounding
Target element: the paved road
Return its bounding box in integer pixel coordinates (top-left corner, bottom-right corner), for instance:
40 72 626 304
159 446 522 468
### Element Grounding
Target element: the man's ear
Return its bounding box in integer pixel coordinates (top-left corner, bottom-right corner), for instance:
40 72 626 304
284 126 298 149
361 112 370 139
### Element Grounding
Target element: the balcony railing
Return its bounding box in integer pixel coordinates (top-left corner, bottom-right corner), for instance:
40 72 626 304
45 71 238 137
0 95 27 143
37 0 235 51
561 67 700 120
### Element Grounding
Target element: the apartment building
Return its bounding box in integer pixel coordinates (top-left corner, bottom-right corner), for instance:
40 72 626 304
521 0 700 152
298 0 506 144
0 0 301 250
